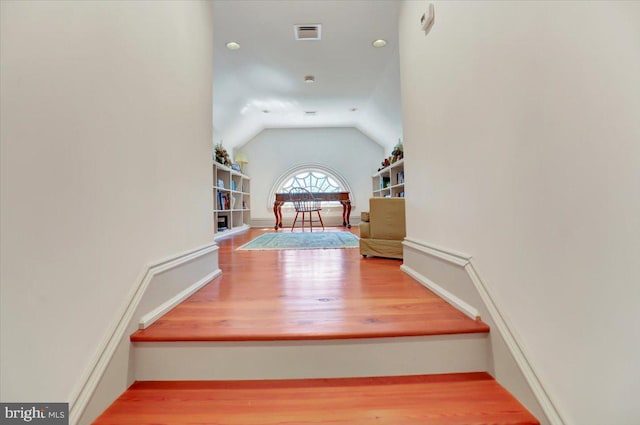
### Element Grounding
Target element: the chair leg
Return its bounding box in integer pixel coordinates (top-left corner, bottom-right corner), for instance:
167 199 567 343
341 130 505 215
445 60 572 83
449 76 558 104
317 210 325 231
291 212 299 231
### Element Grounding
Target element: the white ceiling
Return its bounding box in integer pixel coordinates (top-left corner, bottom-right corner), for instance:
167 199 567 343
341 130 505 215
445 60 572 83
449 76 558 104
212 0 402 153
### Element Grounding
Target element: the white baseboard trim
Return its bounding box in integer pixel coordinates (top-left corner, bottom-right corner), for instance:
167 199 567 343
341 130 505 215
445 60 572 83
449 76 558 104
465 260 566 425
214 224 250 240
403 237 471 266
138 269 222 329
68 242 219 425
249 218 274 228
402 237 566 425
400 264 480 320
250 217 361 229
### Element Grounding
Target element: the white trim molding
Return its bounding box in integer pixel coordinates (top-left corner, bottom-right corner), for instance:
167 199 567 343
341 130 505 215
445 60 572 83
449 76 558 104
138 269 222 329
250 217 361 229
400 264 480 320
402 237 567 425
403 237 472 266
214 224 250 241
68 242 220 425
464 260 566 425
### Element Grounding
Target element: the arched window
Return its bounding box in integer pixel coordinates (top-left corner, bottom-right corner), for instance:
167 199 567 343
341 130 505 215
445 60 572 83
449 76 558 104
281 171 341 194
269 163 355 208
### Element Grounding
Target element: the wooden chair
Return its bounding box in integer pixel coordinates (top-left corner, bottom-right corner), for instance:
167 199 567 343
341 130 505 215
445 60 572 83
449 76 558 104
289 187 324 232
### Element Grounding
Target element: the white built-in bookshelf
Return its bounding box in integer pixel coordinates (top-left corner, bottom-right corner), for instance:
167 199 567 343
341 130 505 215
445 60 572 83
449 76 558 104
213 162 250 238
372 159 405 198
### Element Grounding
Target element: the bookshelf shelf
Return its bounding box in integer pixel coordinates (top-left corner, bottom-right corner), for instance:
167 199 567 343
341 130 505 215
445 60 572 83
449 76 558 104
213 162 251 237
371 159 405 198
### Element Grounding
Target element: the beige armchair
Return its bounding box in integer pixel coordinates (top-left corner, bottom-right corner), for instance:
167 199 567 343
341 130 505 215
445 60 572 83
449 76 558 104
359 198 406 259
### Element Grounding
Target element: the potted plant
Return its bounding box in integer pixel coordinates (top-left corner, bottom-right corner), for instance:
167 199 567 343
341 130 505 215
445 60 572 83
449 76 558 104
214 142 231 166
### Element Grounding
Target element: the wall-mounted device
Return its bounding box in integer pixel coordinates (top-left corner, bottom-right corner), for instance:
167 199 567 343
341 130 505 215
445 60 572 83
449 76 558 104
420 3 435 35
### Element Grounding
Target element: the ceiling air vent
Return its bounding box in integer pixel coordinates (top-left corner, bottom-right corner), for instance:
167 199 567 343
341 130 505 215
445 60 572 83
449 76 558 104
304 111 317 116
294 24 321 41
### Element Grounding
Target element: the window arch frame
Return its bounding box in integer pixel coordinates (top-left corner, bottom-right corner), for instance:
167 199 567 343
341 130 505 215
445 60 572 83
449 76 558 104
268 163 356 209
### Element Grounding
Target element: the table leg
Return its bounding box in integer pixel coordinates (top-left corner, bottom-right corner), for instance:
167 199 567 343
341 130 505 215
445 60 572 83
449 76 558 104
273 201 284 230
341 200 352 228
346 200 351 228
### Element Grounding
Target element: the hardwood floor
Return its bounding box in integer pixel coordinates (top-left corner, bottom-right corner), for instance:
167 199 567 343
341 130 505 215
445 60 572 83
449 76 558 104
93 372 539 425
131 228 489 342
96 229 540 425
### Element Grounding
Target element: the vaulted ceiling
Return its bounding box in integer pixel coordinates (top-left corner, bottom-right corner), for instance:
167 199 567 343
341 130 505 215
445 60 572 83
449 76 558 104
212 0 402 153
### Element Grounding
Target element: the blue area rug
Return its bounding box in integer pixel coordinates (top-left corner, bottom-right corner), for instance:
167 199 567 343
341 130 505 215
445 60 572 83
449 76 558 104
237 232 359 251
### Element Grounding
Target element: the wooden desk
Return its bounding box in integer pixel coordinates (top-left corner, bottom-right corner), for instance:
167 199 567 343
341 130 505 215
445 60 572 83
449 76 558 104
274 192 351 230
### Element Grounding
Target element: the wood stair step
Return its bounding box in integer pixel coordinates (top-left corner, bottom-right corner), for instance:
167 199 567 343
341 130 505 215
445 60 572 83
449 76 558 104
131 228 490 344
93 372 539 425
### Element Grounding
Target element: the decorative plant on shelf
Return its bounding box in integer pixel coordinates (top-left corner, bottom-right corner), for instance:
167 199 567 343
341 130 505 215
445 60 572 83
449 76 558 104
214 142 231 166
391 139 403 163
378 139 404 171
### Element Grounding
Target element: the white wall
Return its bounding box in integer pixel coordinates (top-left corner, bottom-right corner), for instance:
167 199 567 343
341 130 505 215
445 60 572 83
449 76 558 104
238 127 384 225
399 1 640 424
359 48 404 154
0 0 213 403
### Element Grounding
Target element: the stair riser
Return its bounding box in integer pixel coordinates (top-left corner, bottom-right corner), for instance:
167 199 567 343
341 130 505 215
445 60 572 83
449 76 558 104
134 334 489 381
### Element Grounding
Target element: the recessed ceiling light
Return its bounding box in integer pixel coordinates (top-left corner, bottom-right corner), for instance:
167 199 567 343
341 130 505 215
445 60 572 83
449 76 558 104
350 108 358 112
262 109 270 114
226 41 240 50
304 75 315 83
372 39 387 48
